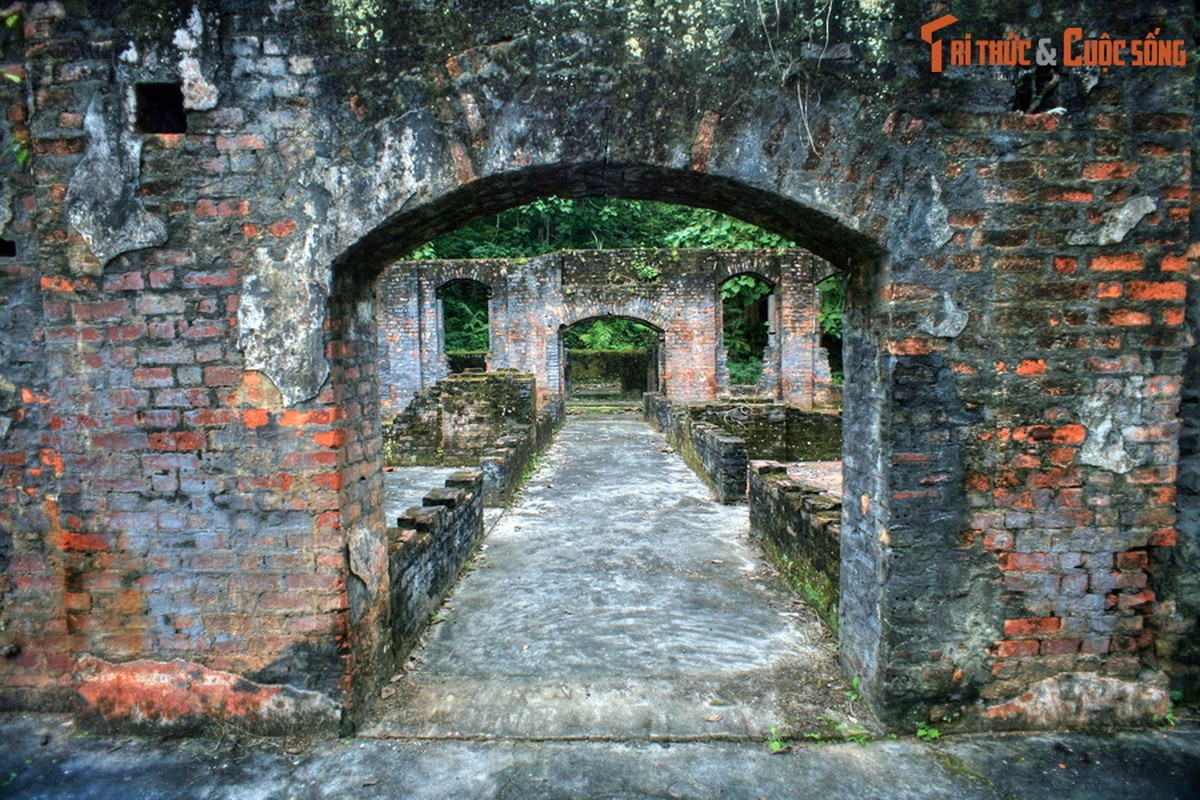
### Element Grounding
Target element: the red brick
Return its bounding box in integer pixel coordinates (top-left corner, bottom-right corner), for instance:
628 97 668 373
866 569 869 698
994 639 1039 657
1160 253 1187 272
313 430 346 448
243 409 270 429
1126 280 1186 300
1090 253 1143 271
1115 551 1148 570
1149 529 1177 547
103 272 145 292
203 366 243 386
268 219 296 237
998 552 1054 572
61 532 110 552
75 300 131 321
1041 638 1080 655
1004 617 1061 636
149 432 206 451
183 269 237 288
1082 161 1136 180
279 409 338 427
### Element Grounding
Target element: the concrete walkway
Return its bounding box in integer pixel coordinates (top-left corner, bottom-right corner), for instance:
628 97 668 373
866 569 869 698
365 416 856 740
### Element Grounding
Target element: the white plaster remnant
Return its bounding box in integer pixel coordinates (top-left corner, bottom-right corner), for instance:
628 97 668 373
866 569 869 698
919 292 969 338
983 673 1169 728
119 42 139 64
926 175 953 248
1079 394 1136 474
173 6 219 110
0 181 13 232
1067 195 1155 246
66 94 167 268
348 522 387 621
237 241 331 408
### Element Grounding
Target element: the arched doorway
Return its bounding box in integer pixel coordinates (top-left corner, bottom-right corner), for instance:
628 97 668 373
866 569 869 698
561 316 662 403
322 162 895 722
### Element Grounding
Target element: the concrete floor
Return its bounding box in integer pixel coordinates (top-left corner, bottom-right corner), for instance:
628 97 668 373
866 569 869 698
2 713 1197 799
365 417 858 741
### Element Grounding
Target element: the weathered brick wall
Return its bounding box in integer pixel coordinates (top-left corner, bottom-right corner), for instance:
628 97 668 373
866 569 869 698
688 403 843 462
388 470 483 655
480 396 564 507
0 1 1193 732
382 371 535 467
383 372 564 506
378 249 833 413
646 396 842 503
644 393 748 504
749 462 842 628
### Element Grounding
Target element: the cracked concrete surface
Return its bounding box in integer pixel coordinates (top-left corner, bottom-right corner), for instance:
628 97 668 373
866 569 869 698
364 417 862 741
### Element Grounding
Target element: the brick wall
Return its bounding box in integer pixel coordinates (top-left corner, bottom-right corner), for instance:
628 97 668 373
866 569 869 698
0 1 1193 731
383 372 564 506
644 393 748 504
388 470 484 654
749 462 842 628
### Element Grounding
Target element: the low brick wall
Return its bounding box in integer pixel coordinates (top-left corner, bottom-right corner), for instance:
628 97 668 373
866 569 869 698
388 470 484 653
383 371 536 468
644 393 842 504
644 393 748 503
749 461 843 628
384 372 565 507
386 398 565 658
688 402 841 461
480 396 565 505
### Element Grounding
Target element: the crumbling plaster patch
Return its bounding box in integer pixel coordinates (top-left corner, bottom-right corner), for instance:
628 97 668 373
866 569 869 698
65 94 167 270
1067 196 1155 247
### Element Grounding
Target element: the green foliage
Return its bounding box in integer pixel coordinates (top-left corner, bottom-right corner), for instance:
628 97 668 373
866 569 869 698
722 274 772 385
661 208 793 250
817 273 846 385
0 11 28 171
767 726 790 753
844 676 861 703
410 197 793 260
816 274 845 338
916 722 941 742
563 318 656 351
439 281 489 352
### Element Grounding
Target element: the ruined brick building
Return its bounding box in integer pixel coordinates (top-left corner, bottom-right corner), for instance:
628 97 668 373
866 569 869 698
0 1 1196 731
377 248 837 412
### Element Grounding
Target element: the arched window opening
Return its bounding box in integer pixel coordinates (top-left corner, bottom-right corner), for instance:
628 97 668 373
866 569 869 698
817 273 845 386
720 273 773 386
437 279 490 373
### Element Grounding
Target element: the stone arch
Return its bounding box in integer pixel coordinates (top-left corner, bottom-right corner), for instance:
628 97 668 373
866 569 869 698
322 160 896 722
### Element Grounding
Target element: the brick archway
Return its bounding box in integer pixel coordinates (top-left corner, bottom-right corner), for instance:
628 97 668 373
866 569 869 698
1 2 1190 734
327 162 895 725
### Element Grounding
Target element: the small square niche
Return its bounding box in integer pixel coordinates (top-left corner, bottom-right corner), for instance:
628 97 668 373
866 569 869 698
136 82 186 134
0 239 15 258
